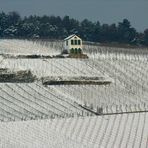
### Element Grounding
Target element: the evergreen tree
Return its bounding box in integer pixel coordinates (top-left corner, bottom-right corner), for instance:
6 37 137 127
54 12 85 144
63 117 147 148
0 11 147 46
117 19 136 43
144 29 148 46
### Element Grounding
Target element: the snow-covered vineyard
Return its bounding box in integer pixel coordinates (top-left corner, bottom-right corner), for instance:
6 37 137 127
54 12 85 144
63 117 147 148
1 55 148 115
0 112 148 148
0 82 90 122
0 39 148 147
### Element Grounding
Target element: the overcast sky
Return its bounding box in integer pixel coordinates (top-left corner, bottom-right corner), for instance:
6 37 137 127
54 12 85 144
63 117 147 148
0 0 148 32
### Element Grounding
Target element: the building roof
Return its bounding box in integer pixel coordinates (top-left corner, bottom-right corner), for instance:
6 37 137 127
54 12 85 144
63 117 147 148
64 34 80 41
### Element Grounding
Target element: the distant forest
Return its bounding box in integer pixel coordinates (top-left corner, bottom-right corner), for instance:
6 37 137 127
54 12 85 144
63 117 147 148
0 11 148 46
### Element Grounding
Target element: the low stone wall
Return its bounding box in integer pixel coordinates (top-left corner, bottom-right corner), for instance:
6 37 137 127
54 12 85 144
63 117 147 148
2 54 51 59
68 53 88 59
42 76 112 85
0 69 36 83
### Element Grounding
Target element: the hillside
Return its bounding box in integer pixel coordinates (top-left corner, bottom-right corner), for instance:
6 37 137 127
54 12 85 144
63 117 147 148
0 39 148 147
0 40 148 117
0 112 147 148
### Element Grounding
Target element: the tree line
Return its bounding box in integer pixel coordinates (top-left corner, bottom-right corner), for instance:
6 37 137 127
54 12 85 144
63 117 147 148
0 11 148 46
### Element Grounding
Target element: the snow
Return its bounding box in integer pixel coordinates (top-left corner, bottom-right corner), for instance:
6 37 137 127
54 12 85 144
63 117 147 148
1 43 148 114
0 112 147 148
0 58 107 78
0 39 62 56
0 39 148 147
0 83 89 122
64 34 76 41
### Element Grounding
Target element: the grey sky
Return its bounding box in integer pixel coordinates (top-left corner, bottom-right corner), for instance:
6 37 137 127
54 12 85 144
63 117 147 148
0 0 148 32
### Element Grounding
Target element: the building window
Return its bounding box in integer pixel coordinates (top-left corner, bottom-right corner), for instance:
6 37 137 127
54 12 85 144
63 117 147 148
71 40 74 45
78 40 81 45
75 48 78 54
78 48 82 54
70 48 74 54
66 41 68 46
75 40 77 45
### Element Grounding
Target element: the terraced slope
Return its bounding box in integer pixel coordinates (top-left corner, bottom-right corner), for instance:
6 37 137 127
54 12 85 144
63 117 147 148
1 57 148 115
0 39 59 56
1 39 148 118
0 83 89 122
1 58 106 77
46 58 148 114
0 112 147 148
0 39 148 147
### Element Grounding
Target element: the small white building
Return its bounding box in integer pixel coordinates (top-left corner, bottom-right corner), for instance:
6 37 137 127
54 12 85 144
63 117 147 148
64 34 83 54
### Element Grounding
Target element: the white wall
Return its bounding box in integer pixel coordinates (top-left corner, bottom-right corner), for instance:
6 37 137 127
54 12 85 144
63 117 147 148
64 36 83 51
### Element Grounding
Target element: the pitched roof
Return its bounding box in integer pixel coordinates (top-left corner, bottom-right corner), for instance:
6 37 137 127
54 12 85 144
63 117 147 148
64 34 79 41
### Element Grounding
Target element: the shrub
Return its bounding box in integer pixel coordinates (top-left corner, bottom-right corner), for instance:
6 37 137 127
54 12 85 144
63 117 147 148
61 49 68 54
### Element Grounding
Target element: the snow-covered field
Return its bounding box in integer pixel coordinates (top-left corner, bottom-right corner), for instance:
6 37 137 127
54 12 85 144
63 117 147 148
0 112 147 148
0 39 148 147
1 58 106 77
0 40 148 116
1 55 148 115
0 82 89 122
52 59 148 113
0 39 62 56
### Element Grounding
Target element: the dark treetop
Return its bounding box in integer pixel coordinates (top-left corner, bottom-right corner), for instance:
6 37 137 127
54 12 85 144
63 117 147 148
0 12 148 46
